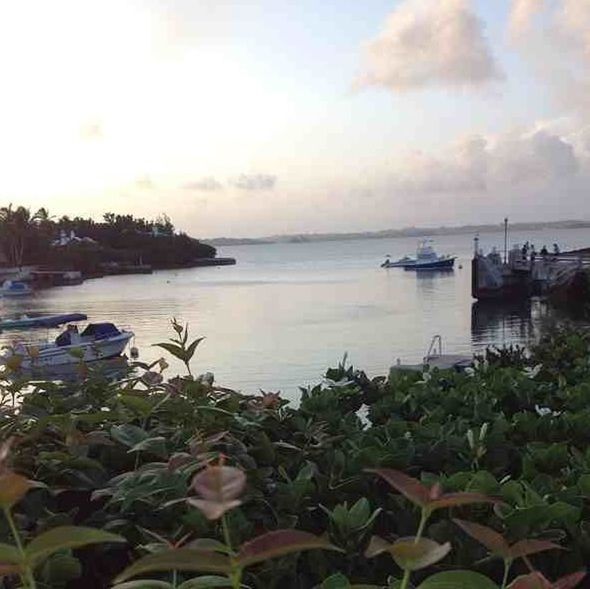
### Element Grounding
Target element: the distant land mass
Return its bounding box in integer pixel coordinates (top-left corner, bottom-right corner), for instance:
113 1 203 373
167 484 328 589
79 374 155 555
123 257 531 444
206 220 590 246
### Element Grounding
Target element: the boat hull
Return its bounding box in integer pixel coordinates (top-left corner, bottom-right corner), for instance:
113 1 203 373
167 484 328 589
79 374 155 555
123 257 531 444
6 333 133 368
404 257 456 270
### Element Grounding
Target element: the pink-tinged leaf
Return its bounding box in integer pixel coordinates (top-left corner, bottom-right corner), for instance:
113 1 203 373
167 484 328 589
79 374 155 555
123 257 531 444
192 466 246 503
187 498 242 521
509 573 552 589
235 530 340 568
365 535 391 558
366 469 430 507
554 572 587 589
390 537 451 571
508 539 562 559
0 564 21 577
114 549 231 583
453 519 510 557
0 472 32 509
428 492 499 513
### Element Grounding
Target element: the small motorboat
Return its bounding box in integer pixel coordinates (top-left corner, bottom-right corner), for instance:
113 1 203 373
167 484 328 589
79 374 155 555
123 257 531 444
0 322 133 368
1 280 32 297
0 313 88 330
382 241 455 270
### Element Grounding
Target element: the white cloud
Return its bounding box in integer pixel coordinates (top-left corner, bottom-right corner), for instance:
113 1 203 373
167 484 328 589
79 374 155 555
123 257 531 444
397 126 577 190
230 174 277 191
183 177 223 191
356 0 502 92
508 0 544 39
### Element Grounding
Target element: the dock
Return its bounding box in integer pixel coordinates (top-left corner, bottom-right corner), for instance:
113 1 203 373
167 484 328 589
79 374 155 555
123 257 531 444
192 257 236 267
30 270 83 287
472 235 590 302
391 335 473 373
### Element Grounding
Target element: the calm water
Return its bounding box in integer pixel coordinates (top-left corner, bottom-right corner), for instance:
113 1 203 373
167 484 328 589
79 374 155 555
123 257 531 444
1 227 589 399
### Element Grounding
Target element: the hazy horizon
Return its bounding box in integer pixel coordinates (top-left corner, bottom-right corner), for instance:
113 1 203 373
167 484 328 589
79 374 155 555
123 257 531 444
3 0 590 238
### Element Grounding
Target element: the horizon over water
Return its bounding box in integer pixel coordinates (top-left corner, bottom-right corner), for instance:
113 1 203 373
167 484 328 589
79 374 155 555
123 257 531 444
1 226 589 400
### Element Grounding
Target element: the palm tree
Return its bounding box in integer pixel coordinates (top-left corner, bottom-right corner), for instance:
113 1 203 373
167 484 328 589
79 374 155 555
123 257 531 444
0 205 50 268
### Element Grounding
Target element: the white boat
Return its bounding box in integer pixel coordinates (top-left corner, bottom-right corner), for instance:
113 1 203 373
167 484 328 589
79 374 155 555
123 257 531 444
382 241 455 270
1 322 133 368
1 280 32 297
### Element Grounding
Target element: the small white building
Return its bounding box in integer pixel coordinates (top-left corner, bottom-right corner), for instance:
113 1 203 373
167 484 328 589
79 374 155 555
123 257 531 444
51 230 97 247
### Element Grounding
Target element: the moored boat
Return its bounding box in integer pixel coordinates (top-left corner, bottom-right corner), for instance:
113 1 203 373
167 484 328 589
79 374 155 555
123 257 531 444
0 322 133 368
0 313 88 330
1 280 32 297
381 241 455 270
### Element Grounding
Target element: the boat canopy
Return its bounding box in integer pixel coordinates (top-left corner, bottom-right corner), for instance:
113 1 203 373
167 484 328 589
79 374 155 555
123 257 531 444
81 323 121 340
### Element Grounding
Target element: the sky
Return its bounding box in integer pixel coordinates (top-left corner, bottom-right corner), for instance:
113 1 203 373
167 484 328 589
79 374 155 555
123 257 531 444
1 0 590 237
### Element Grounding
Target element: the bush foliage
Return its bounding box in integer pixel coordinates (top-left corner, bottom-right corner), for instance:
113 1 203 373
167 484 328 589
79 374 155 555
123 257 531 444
1 322 590 588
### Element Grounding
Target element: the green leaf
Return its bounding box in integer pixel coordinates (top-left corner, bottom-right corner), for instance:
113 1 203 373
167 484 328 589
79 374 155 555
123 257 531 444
128 437 167 458
25 526 126 566
236 530 340 568
154 342 187 362
0 543 22 565
185 337 205 363
390 538 451 571
110 424 149 448
417 571 499 589
40 554 82 584
321 573 351 588
177 577 233 589
349 498 370 529
112 582 173 589
114 549 231 583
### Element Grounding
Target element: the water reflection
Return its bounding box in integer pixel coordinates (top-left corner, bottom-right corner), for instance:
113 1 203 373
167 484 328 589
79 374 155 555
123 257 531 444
9 356 132 383
471 300 535 350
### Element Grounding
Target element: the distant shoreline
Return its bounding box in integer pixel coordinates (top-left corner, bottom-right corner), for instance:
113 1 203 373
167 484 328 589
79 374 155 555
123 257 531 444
206 220 590 246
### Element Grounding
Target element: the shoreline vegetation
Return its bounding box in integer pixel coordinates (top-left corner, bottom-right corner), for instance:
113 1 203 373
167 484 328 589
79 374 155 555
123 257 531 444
207 219 590 246
0 205 229 280
0 320 589 587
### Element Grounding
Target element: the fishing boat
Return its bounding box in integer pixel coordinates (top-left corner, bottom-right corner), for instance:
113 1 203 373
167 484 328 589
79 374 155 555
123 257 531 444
0 313 88 330
0 322 133 368
381 241 455 270
1 280 32 297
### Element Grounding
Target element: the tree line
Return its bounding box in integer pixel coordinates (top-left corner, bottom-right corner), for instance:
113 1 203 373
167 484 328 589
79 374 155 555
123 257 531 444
0 205 215 271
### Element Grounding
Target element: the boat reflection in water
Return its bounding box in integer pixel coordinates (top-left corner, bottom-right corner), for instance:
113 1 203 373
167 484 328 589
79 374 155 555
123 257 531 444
471 299 589 352
7 356 133 383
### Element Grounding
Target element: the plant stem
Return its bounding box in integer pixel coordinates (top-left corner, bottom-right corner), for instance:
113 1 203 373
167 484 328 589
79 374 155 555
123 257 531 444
4 508 36 589
222 515 241 589
415 510 428 543
501 559 511 589
400 569 411 589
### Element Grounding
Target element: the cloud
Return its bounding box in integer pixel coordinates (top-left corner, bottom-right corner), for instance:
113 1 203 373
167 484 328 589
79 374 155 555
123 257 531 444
355 0 502 92
183 177 223 191
508 0 590 114
230 173 277 191
508 0 544 39
382 125 580 199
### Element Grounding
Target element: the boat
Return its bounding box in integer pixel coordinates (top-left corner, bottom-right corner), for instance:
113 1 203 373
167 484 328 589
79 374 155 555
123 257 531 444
381 255 414 268
0 313 88 330
381 241 455 270
1 280 32 297
0 322 133 368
